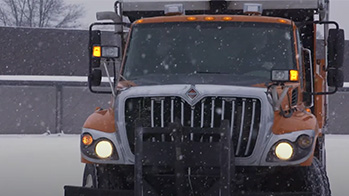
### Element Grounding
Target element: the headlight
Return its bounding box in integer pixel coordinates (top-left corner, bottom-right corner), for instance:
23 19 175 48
95 140 113 158
275 142 294 160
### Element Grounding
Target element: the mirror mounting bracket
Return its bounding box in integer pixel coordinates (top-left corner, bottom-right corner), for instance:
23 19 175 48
306 87 338 96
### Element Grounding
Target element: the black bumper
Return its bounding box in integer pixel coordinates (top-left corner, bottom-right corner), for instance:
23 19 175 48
64 186 312 196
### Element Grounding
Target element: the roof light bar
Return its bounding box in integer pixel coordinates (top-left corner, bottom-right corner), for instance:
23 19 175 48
243 3 263 15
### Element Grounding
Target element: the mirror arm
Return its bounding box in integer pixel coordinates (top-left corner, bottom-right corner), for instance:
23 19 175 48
313 21 339 29
296 21 339 30
307 87 338 95
88 78 112 94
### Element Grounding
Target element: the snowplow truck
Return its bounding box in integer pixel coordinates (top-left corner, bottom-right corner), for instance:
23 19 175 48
64 0 345 195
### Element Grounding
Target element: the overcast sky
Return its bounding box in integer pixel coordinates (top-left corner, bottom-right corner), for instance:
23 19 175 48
70 0 349 39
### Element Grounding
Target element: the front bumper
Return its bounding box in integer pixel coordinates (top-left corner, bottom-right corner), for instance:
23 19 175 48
64 185 313 196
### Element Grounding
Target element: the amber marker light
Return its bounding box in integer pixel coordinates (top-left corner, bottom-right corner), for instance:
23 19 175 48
92 46 101 57
204 16 215 21
223 17 233 21
187 16 197 21
136 19 144 24
82 134 93 146
278 19 288 24
289 70 299 81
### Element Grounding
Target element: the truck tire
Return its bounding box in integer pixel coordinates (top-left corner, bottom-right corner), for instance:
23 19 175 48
82 164 97 188
304 157 331 196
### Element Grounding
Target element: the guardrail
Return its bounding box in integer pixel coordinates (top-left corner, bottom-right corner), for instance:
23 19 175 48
0 75 110 134
0 75 348 134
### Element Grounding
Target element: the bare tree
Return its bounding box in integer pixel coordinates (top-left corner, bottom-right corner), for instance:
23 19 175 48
0 0 84 28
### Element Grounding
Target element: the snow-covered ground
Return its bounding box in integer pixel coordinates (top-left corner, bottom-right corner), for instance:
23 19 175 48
0 134 347 196
326 134 349 196
0 134 84 196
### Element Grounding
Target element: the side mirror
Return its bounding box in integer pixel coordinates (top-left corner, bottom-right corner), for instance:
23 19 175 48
89 69 102 86
328 29 345 68
328 68 344 88
88 22 128 94
89 30 101 68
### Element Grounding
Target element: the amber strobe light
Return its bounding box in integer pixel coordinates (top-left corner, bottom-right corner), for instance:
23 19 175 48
92 46 101 57
82 134 93 146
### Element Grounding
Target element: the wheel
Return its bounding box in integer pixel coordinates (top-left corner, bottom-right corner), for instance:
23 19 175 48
82 164 97 188
236 157 331 196
304 157 331 196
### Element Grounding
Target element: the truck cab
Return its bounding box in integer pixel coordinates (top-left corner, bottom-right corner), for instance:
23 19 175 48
65 1 345 195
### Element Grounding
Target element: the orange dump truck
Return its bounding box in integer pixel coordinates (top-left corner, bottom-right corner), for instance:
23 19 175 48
65 0 345 195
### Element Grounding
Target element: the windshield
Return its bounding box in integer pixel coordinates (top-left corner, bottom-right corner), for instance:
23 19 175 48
123 22 295 85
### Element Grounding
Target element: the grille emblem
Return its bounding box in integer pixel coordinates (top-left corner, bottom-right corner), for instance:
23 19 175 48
186 87 198 99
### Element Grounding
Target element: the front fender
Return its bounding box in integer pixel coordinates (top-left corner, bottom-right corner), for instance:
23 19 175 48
83 108 115 133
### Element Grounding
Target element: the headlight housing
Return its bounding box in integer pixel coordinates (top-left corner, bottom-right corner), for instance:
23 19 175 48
81 132 118 160
267 134 314 162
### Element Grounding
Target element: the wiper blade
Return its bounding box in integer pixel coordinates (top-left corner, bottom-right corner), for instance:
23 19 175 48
195 71 222 74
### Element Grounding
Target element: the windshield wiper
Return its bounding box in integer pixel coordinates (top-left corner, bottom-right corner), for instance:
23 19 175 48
195 71 222 74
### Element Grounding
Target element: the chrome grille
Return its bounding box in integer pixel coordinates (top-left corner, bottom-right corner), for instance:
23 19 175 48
124 96 261 157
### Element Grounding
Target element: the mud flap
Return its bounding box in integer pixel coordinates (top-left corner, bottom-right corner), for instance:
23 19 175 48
134 119 234 196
